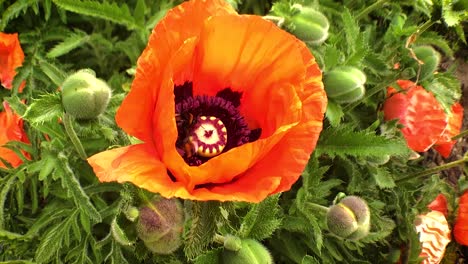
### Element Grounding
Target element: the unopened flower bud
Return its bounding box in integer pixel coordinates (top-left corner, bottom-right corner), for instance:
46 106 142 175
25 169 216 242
324 66 366 104
222 238 273 264
411 45 440 81
136 198 184 254
326 196 370 240
61 69 112 120
288 6 329 45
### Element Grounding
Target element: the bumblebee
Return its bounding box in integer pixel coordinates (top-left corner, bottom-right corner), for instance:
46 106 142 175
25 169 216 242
175 112 196 158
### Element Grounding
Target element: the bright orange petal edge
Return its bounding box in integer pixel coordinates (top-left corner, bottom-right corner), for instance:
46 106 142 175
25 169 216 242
454 191 468 245
434 103 464 158
0 102 29 168
0 32 25 91
88 0 327 202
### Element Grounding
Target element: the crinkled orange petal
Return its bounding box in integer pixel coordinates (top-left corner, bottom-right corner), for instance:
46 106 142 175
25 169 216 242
415 211 451 264
0 102 28 168
434 103 464 158
454 191 468 245
0 33 24 90
115 0 235 143
383 80 447 152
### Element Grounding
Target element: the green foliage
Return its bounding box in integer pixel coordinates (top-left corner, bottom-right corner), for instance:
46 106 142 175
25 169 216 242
238 195 282 240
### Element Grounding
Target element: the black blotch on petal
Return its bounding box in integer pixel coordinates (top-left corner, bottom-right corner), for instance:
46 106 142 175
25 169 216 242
216 88 243 107
167 170 177 182
174 82 193 104
249 128 262 142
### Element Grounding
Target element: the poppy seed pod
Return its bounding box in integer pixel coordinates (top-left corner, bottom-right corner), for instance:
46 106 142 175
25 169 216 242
326 196 370 240
222 238 273 264
61 69 112 120
288 6 329 45
323 66 366 104
136 198 184 254
411 45 440 81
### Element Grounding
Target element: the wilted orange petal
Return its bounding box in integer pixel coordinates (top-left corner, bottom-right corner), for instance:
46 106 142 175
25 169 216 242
454 191 468 245
383 80 447 152
115 0 235 143
0 33 24 90
415 211 451 264
434 103 464 158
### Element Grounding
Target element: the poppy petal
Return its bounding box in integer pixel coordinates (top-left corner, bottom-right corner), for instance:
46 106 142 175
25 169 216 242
115 0 235 143
383 80 447 152
193 15 306 133
0 102 28 168
434 103 464 158
454 191 468 245
427 194 448 217
0 33 24 90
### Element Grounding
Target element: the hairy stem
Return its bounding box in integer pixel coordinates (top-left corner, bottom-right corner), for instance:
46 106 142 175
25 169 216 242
356 0 389 20
63 113 87 160
396 156 468 183
307 202 330 213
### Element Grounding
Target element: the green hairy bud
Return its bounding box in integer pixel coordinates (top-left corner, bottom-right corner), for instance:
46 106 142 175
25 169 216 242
288 6 329 45
222 238 273 264
324 66 366 104
136 198 184 254
326 196 370 240
411 45 441 81
61 69 112 120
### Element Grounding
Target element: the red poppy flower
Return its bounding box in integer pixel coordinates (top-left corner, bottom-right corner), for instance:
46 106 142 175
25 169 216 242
454 191 468 245
0 32 24 91
427 194 448 217
383 80 448 152
433 103 464 158
0 102 29 168
87 0 327 202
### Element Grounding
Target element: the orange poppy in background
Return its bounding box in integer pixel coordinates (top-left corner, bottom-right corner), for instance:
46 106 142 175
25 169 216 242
0 102 29 168
433 103 464 158
0 32 24 91
88 0 327 202
383 80 448 152
454 191 468 246
427 194 448 217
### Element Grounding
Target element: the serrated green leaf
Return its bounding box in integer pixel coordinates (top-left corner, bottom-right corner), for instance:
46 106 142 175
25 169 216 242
315 125 411 158
302 255 321 264
133 0 146 26
326 101 344 127
0 229 27 240
52 0 142 31
56 153 102 223
47 32 89 58
424 72 461 111
111 217 133 246
342 8 359 54
194 248 222 264
23 93 64 125
0 174 17 229
38 60 67 87
0 0 36 31
369 166 396 189
238 195 282 240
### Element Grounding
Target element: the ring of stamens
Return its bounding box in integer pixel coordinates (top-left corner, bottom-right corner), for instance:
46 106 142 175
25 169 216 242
188 116 227 157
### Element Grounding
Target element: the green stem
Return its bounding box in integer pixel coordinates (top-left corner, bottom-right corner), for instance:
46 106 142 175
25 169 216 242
262 15 285 27
452 129 468 140
417 20 437 35
356 0 389 20
63 113 87 160
396 156 468 183
307 202 330 213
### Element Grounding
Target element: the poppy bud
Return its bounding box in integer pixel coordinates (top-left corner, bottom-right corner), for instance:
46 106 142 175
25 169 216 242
411 46 440 81
61 69 112 120
323 66 366 104
136 198 184 254
326 196 370 240
222 238 273 264
288 6 329 45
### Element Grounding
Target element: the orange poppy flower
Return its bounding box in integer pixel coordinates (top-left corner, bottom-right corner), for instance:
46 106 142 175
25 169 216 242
383 80 448 152
0 32 24 91
454 191 468 246
433 103 464 158
0 102 29 168
87 0 327 202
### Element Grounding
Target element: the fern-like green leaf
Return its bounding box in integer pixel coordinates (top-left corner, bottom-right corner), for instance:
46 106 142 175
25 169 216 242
23 93 64 125
326 101 344 127
52 0 142 31
369 166 396 189
0 0 36 31
0 174 18 229
341 8 359 55
47 31 90 58
238 194 282 240
425 72 461 111
38 59 67 87
315 125 411 158
56 153 102 223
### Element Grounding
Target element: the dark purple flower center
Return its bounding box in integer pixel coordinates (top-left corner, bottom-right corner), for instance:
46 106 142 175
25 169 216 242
174 82 261 166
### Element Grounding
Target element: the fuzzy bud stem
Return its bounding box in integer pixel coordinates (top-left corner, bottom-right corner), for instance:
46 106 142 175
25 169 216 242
63 113 87 160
